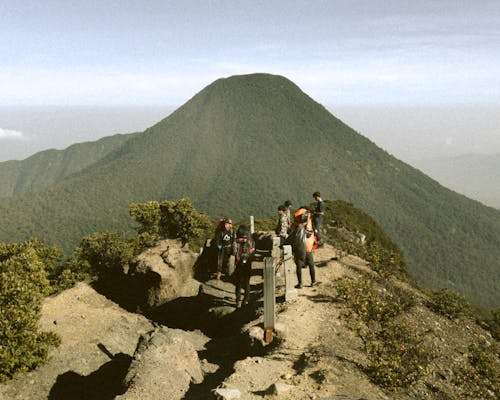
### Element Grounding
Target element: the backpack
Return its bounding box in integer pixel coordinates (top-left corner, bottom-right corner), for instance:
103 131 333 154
234 237 254 264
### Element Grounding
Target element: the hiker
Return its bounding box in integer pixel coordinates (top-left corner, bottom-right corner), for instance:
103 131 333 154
284 200 293 231
233 224 255 308
312 191 325 246
285 207 317 288
215 217 234 279
275 205 289 246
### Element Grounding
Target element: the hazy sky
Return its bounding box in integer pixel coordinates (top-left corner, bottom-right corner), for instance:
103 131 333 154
1 0 500 161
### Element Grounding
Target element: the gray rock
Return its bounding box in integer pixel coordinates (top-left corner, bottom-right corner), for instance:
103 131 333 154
0 282 154 400
214 387 242 399
128 239 200 310
269 381 294 395
117 327 205 400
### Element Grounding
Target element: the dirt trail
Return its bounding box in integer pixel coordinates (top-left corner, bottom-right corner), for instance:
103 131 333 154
216 245 394 400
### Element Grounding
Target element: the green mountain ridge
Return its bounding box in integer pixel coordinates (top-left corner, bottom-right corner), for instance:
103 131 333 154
0 132 138 198
0 73 499 307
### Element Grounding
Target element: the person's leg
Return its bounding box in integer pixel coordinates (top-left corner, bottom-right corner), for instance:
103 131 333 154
243 267 251 305
234 267 242 307
306 251 317 285
295 257 304 288
222 252 230 275
216 251 222 279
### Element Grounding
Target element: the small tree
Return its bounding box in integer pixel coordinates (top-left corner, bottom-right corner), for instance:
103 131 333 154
0 241 60 382
159 198 212 246
73 231 133 280
129 201 161 236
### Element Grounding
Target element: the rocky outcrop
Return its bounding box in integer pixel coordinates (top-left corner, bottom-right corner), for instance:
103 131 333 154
0 282 155 400
127 239 201 311
117 327 209 400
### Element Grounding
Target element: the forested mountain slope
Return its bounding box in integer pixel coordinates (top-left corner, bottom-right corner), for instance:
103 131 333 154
0 73 498 307
0 132 137 198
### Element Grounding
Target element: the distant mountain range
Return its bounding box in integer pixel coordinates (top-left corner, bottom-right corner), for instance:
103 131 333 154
0 73 498 307
0 133 137 198
412 154 500 209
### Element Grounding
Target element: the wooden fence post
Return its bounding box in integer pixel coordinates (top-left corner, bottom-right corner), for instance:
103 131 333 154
263 256 275 342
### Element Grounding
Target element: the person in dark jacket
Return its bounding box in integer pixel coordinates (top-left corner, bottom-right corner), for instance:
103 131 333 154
285 208 317 289
232 225 255 308
215 217 234 279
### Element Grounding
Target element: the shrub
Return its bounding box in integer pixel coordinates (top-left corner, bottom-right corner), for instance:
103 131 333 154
427 289 471 319
159 198 212 247
335 277 432 389
487 309 500 341
73 231 134 280
253 217 277 232
0 241 60 382
336 278 414 328
454 340 500 399
365 321 435 389
129 201 161 237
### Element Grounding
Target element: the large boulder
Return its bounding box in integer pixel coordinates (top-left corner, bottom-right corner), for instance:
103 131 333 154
0 282 155 400
127 239 201 311
117 327 208 400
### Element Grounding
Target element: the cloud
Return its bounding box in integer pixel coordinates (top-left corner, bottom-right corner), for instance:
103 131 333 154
0 128 27 140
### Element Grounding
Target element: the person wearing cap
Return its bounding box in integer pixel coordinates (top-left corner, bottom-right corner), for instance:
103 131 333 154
285 207 318 289
312 192 324 246
215 217 234 280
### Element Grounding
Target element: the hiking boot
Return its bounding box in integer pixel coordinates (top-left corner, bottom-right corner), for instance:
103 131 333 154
311 281 320 287
294 283 303 289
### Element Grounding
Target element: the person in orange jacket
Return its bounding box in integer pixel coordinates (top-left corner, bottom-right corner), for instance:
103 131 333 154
285 207 318 288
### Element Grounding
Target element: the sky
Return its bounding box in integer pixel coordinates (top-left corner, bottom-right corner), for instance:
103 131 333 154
1 0 500 161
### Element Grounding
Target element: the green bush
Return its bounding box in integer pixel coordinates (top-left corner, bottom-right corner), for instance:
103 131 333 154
427 289 471 319
129 201 161 237
253 217 277 232
73 231 134 280
322 200 410 281
336 278 415 328
335 277 432 389
487 309 500 341
0 241 60 382
159 198 212 247
365 321 435 389
454 340 500 399
129 198 212 249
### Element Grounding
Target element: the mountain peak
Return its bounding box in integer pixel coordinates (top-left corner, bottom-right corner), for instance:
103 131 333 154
0 74 499 307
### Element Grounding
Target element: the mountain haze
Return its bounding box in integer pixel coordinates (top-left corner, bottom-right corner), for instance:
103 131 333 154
412 153 500 209
0 73 499 307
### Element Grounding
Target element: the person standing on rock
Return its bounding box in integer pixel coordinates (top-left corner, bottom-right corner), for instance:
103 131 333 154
232 224 255 308
285 208 317 289
312 191 325 246
275 205 289 246
216 217 234 280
